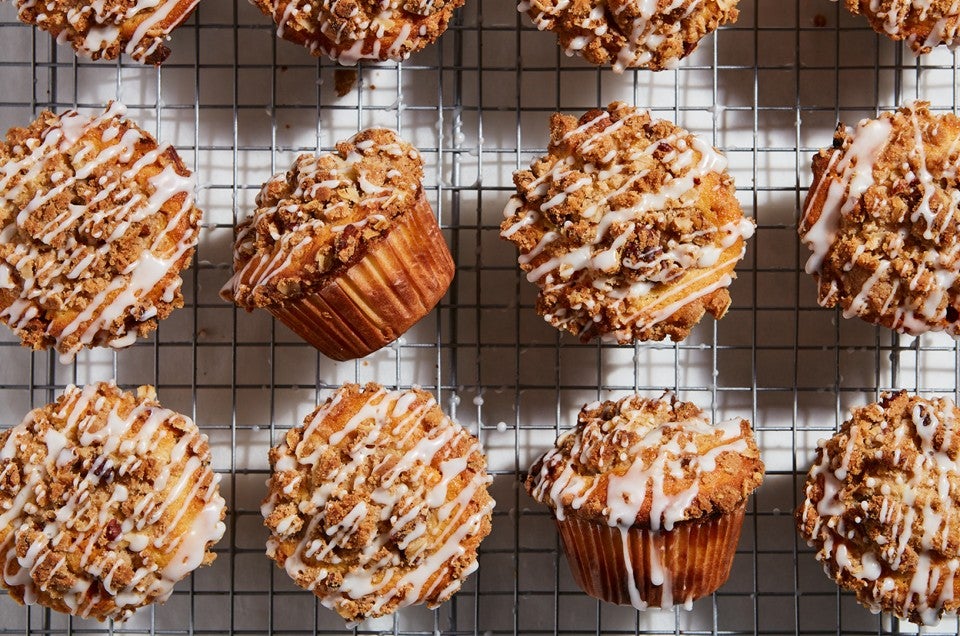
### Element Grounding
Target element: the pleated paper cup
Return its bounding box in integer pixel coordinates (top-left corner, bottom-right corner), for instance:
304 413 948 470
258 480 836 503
268 193 455 361
556 503 746 609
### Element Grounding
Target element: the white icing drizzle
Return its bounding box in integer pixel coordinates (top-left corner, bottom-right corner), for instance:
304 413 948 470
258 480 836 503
798 393 960 625
527 394 759 610
221 132 418 308
265 0 446 64
0 102 200 360
262 385 494 622
850 0 960 51
0 383 226 621
501 104 753 341
518 0 735 72
10 0 200 63
800 102 960 336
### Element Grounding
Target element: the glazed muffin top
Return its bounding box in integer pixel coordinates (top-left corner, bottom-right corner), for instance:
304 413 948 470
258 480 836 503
843 0 960 54
0 102 201 361
221 129 425 309
0 382 226 621
252 0 464 64
519 0 739 72
526 394 764 530
9 0 201 64
501 102 753 343
261 383 494 623
800 102 960 336
796 391 960 625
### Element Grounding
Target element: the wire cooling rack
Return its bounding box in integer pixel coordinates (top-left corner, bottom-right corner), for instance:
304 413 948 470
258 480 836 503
5 0 960 634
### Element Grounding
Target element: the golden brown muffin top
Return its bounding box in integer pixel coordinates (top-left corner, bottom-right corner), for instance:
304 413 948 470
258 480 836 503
9 0 201 64
796 391 960 625
800 102 960 336
222 129 425 309
501 102 753 343
0 102 201 361
844 0 960 53
520 0 739 72
252 0 463 63
262 383 494 624
0 382 226 622
526 393 764 529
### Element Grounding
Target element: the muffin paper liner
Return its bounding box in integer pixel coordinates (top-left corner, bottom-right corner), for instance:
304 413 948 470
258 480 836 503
269 194 454 360
555 504 746 609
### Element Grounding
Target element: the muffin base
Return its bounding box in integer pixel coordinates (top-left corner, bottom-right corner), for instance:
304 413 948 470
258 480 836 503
268 194 454 360
556 504 746 609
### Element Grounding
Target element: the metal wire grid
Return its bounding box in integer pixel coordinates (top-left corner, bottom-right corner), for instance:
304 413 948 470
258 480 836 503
3 0 960 634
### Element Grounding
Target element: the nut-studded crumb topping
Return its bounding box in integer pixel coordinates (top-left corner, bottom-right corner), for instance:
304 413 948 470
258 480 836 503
262 383 494 624
222 129 426 309
0 102 202 361
843 0 960 54
8 0 201 64
796 391 960 625
519 0 739 72
252 0 464 64
501 102 753 343
800 102 960 336
0 382 226 622
526 393 764 529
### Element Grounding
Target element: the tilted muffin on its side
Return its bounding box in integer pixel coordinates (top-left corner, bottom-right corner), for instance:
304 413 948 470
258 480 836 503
526 394 764 609
797 391 960 625
221 129 454 361
6 0 201 64
0 382 226 621
0 102 202 362
800 102 960 335
262 383 494 623
501 102 754 344
842 0 960 54
519 0 739 72
252 0 464 64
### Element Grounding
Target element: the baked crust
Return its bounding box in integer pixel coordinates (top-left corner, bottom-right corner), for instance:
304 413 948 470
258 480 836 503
800 102 960 336
526 393 764 529
262 383 494 623
7 0 200 64
501 102 753 343
0 102 202 361
796 391 960 625
520 0 739 72
252 0 464 64
222 128 426 310
844 0 960 53
0 382 226 621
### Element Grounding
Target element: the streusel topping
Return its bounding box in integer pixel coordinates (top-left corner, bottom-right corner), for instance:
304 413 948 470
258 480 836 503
0 382 226 621
0 102 201 361
801 102 960 335
222 128 425 309
501 102 753 343
797 391 960 625
262 383 494 623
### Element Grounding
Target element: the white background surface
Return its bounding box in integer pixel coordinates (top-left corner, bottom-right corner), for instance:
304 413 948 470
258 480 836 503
1 0 960 634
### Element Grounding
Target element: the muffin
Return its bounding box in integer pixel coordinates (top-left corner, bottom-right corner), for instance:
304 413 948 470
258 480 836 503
0 102 202 362
526 394 764 609
796 391 960 625
221 129 454 361
519 0 739 72
7 0 200 64
261 383 494 623
841 0 960 54
501 102 754 344
252 0 464 64
800 102 960 335
0 382 226 621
